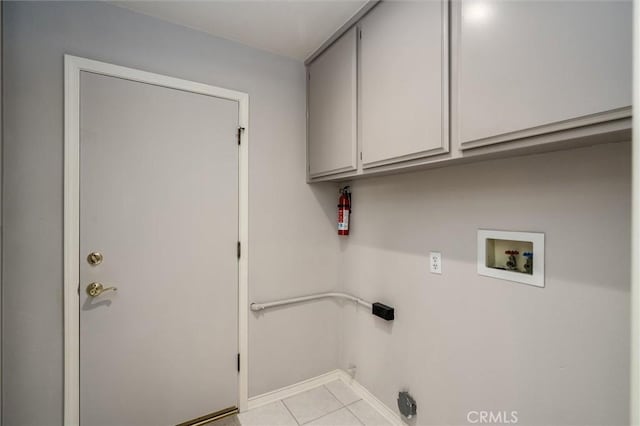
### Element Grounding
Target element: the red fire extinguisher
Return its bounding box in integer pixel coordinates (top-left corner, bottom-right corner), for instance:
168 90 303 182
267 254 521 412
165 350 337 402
338 186 351 236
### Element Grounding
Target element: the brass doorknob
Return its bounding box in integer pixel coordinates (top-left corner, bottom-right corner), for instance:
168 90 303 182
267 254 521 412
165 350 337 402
86 282 117 297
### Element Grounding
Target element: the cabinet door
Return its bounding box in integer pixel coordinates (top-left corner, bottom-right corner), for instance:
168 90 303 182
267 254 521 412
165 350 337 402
308 28 358 178
454 0 632 150
360 0 449 169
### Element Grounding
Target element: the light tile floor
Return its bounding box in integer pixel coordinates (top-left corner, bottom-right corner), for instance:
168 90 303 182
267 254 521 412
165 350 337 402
238 380 392 426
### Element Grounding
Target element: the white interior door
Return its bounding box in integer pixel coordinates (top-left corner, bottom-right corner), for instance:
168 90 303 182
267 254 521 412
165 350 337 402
79 71 239 426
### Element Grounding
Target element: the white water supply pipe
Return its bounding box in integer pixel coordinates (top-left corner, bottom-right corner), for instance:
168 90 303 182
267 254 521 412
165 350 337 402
251 292 372 311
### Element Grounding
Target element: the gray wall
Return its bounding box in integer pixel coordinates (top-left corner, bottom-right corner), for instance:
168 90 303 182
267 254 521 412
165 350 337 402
339 142 631 425
2 2 340 424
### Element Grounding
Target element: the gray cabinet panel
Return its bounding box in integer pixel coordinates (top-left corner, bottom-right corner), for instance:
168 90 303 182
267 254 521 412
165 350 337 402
454 0 632 149
360 0 448 168
308 28 358 177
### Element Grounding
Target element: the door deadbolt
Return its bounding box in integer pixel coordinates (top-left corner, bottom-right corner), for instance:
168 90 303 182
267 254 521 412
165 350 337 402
87 252 103 266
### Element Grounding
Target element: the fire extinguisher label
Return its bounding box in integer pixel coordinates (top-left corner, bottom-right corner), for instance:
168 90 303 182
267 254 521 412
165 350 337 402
338 210 349 230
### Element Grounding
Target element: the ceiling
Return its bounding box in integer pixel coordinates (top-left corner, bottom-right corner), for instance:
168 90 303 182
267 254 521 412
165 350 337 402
112 0 369 61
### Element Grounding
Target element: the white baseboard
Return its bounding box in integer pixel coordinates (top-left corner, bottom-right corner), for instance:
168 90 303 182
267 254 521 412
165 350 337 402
247 369 406 426
247 370 344 411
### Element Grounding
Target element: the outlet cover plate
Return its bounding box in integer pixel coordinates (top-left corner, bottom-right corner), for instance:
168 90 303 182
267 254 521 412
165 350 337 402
430 251 442 274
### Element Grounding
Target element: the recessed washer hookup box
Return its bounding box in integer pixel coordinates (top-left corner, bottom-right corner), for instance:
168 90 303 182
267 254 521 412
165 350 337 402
477 229 545 288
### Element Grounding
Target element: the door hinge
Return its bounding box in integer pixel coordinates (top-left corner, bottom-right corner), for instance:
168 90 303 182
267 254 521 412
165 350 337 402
237 241 241 259
237 127 245 145
237 353 240 372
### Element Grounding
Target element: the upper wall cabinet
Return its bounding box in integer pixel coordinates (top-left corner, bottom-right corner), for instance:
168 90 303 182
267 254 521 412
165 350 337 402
453 0 632 150
360 0 449 169
308 28 358 178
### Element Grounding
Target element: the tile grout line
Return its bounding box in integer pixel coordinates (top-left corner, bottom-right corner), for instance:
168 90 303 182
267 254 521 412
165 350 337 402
296 384 347 425
345 401 367 426
299 405 349 426
322 384 345 407
280 398 302 426
322 383 347 408
324 381 363 407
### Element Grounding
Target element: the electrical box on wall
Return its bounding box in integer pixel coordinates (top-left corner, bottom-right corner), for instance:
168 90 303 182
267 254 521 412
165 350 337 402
477 230 545 287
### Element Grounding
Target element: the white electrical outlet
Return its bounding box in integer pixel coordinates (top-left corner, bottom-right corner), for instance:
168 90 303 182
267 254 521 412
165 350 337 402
430 251 442 274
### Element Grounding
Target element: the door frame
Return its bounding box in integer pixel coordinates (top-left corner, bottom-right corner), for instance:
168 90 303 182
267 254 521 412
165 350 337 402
63 55 249 425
